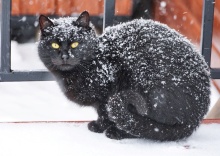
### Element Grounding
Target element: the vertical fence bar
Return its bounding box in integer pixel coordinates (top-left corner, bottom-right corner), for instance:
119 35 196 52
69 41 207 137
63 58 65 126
200 0 215 67
103 0 115 29
0 0 11 73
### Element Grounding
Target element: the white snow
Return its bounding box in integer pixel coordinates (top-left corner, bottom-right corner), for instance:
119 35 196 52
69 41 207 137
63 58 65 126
0 41 219 156
154 127 159 132
0 122 220 156
160 1 167 8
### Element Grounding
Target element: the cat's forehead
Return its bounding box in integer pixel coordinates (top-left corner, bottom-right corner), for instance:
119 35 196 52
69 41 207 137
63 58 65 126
42 16 94 41
43 17 81 41
52 17 79 36
52 17 77 25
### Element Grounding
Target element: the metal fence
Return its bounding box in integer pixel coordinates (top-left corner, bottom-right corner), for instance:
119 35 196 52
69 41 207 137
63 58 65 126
0 0 219 82
201 0 220 79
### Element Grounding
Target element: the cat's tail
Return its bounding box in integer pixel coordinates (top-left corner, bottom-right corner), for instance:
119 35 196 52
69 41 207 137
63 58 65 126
106 90 201 141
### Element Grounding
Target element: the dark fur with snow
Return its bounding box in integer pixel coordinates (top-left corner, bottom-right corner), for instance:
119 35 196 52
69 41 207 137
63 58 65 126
38 11 210 141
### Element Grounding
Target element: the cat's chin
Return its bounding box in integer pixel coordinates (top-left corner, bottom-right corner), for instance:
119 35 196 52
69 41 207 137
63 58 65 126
57 64 75 71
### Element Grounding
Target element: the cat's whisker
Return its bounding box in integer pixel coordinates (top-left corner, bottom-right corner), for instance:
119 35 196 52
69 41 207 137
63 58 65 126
79 64 88 71
80 60 92 66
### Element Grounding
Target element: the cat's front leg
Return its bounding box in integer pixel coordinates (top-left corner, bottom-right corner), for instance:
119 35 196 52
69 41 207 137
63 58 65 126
88 119 113 133
88 104 114 133
105 126 137 140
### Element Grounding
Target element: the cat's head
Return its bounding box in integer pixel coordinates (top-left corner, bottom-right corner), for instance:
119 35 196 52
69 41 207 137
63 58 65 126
38 11 98 72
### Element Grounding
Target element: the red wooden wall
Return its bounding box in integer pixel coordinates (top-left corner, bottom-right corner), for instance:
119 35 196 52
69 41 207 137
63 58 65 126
11 0 132 16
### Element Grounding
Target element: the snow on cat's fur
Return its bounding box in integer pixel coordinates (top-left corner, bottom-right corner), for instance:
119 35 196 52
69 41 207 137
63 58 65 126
38 11 210 141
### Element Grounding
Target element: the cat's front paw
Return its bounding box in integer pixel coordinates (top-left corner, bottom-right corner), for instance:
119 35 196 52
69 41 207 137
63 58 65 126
105 126 135 140
88 121 105 133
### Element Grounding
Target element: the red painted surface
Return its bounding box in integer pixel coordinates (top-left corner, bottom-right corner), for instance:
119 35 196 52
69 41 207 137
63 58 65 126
1 119 220 124
11 0 132 16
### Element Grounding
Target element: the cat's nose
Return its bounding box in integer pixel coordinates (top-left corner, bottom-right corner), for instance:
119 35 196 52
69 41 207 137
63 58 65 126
62 54 69 62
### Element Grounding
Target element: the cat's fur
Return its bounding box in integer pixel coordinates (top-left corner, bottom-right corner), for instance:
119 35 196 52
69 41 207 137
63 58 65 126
38 11 210 141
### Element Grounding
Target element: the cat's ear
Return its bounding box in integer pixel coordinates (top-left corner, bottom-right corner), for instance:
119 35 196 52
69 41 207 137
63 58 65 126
39 15 54 30
76 11 90 28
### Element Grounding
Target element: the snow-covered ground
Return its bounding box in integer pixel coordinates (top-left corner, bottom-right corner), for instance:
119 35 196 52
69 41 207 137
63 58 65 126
0 122 220 156
0 41 220 156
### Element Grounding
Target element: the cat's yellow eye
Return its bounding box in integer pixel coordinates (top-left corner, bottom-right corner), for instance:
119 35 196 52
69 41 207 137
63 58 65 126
51 43 60 49
71 42 79 48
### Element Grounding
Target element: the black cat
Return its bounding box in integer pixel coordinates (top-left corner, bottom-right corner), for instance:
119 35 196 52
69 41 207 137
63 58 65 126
38 11 210 141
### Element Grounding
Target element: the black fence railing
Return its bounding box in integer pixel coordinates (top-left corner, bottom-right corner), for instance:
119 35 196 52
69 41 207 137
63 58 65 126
200 0 220 79
0 0 219 82
0 0 54 81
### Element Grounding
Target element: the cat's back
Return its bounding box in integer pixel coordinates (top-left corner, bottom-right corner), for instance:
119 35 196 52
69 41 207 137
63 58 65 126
100 19 180 45
99 19 210 81
99 18 193 58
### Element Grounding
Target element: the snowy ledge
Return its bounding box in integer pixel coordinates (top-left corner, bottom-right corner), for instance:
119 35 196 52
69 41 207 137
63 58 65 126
0 120 220 156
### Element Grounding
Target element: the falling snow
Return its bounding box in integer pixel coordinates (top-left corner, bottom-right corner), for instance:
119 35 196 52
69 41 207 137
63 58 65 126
154 128 160 132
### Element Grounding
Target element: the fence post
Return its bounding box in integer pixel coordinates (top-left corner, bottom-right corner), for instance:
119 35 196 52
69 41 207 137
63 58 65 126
103 0 115 29
200 0 215 67
200 0 220 79
0 0 11 74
